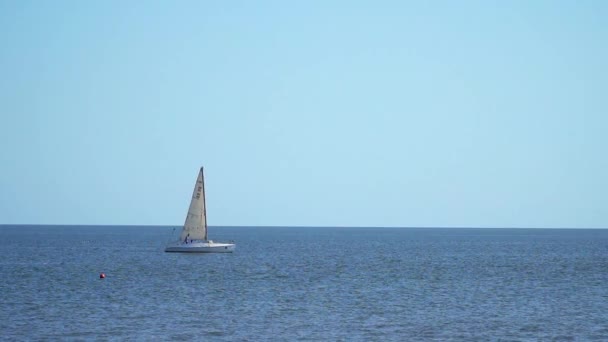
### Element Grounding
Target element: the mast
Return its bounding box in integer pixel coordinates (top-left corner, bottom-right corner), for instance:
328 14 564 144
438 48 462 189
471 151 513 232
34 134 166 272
201 166 208 241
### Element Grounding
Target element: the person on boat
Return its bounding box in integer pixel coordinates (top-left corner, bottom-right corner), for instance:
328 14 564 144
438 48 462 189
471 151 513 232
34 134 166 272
184 234 190 244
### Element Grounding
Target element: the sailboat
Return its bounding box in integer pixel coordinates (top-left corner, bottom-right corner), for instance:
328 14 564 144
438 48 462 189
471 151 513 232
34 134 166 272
165 167 235 253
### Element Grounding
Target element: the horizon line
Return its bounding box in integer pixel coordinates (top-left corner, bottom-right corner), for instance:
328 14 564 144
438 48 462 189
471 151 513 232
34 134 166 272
0 224 606 229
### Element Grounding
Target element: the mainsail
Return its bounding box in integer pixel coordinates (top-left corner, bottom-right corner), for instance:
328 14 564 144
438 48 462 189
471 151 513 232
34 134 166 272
179 167 208 241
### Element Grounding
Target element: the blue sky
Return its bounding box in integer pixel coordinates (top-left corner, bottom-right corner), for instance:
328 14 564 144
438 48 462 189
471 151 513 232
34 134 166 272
1 1 606 227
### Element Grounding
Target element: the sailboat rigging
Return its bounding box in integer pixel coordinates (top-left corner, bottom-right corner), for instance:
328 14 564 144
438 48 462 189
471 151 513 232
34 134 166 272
164 167 235 253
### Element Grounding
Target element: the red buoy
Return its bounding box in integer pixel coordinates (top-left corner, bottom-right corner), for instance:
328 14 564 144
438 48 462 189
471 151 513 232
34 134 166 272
99 273 106 279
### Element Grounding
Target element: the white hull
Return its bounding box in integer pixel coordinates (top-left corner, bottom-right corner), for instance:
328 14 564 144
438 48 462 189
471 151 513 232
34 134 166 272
165 241 235 253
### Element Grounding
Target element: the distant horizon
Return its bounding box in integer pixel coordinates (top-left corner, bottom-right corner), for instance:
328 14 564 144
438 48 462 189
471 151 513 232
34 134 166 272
1 224 606 230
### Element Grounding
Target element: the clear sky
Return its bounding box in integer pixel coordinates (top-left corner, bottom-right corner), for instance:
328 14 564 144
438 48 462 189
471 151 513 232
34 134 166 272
1 1 606 228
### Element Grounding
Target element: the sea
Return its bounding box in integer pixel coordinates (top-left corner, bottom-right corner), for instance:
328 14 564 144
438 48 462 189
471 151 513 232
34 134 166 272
1 225 607 341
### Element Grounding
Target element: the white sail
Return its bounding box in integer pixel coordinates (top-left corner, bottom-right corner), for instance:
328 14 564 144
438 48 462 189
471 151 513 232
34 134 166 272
179 167 208 241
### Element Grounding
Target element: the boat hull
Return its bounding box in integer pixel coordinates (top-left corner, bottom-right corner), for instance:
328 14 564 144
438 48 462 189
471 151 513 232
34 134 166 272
164 241 235 253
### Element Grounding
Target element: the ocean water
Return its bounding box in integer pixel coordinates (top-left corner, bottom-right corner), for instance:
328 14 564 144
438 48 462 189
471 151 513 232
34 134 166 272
1 226 608 341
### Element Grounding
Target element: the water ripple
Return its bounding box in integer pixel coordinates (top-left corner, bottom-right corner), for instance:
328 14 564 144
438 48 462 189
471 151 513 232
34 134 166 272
1 226 607 340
